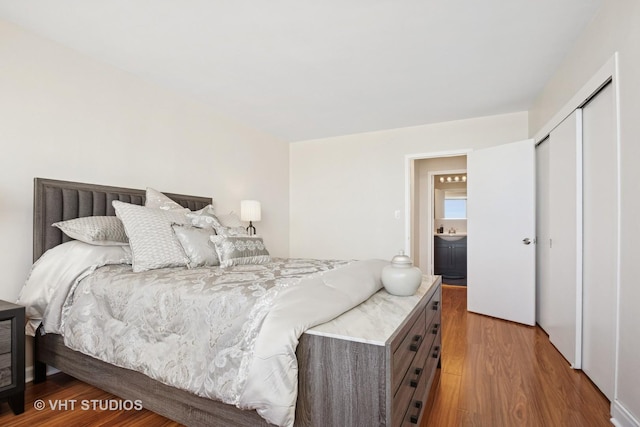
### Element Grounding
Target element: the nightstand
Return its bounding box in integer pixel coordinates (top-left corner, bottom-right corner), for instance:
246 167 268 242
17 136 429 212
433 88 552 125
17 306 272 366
0 301 24 415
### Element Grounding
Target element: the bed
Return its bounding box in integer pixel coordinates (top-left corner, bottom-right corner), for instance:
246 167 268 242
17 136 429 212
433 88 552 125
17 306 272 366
25 177 442 426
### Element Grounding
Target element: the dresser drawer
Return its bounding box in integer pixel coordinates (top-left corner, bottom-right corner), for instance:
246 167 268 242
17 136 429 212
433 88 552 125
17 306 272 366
424 288 441 328
392 322 433 426
402 331 441 426
427 307 441 343
0 320 11 355
392 309 427 393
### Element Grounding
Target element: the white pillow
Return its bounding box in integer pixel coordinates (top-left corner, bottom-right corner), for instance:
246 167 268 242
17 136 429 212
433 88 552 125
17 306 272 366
113 201 189 272
145 187 188 211
53 216 128 246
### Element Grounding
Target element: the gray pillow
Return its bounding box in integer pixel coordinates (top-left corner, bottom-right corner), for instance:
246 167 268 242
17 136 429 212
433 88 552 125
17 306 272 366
172 224 219 268
53 216 128 246
210 235 271 267
113 201 189 272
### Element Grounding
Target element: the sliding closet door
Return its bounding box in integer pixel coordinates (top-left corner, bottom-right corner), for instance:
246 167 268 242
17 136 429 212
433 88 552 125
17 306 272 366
548 110 582 368
535 139 551 332
582 83 617 400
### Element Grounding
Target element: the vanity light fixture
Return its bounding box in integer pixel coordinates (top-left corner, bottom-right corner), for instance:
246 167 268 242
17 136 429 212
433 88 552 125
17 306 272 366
438 174 467 184
240 200 261 235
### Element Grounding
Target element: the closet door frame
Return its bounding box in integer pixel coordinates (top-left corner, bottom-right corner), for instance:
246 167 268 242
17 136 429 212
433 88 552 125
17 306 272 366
535 138 551 332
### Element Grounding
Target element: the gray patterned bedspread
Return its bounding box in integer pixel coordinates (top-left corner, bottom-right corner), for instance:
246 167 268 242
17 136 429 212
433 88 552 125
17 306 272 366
59 258 386 426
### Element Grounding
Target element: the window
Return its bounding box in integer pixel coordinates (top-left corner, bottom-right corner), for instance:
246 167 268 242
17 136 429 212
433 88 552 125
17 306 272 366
444 198 466 219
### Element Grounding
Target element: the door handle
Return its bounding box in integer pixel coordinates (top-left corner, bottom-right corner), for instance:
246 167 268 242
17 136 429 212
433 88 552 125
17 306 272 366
523 238 531 245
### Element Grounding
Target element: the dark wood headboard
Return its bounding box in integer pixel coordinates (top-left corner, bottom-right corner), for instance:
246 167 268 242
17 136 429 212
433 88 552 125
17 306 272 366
33 178 212 261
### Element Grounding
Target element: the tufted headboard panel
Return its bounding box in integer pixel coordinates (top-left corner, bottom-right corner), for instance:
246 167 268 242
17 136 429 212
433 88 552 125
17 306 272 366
33 178 212 261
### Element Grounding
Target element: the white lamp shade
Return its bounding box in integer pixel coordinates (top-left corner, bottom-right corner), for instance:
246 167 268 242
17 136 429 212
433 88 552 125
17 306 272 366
240 200 261 221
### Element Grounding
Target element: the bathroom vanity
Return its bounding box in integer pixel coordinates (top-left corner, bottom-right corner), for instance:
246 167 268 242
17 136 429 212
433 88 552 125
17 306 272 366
433 235 467 282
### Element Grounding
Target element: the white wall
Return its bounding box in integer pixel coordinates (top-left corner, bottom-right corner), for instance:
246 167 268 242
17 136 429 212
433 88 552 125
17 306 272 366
529 0 640 423
290 112 528 261
0 19 290 309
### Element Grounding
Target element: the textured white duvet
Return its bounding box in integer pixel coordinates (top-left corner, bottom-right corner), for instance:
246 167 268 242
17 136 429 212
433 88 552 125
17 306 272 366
18 242 385 426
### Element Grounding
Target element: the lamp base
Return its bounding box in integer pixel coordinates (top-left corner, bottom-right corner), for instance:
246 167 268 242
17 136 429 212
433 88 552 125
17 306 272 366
246 221 256 236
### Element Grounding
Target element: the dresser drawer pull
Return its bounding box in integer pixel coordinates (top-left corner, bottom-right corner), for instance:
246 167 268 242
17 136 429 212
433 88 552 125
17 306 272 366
409 401 423 424
409 367 423 388
431 323 440 335
432 301 440 311
432 346 441 359
409 334 423 351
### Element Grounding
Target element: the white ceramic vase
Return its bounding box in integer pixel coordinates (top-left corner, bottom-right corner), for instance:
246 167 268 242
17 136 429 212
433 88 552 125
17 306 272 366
381 251 423 296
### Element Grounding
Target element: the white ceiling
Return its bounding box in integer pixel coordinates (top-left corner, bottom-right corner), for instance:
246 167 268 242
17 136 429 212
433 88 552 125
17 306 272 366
0 1 601 142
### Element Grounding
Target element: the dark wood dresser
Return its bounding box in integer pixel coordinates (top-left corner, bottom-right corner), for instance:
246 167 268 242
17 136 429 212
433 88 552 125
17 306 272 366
0 300 25 415
296 275 442 426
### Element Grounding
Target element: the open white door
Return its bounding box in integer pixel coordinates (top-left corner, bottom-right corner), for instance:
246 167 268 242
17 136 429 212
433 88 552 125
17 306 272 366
467 139 536 325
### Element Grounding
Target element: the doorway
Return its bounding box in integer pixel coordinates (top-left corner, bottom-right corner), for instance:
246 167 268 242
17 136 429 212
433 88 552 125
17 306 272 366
410 155 467 278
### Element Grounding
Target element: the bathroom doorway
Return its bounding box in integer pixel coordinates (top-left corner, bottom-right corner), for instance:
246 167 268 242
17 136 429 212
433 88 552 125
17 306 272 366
432 170 468 285
410 154 467 282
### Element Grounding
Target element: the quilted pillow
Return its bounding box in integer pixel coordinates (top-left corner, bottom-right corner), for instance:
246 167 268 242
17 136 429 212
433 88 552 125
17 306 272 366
210 235 271 267
113 201 189 272
172 224 219 268
53 216 128 246
145 187 188 211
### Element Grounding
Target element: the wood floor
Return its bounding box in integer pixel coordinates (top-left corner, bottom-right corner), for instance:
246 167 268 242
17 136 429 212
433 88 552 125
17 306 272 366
426 285 611 427
0 285 610 426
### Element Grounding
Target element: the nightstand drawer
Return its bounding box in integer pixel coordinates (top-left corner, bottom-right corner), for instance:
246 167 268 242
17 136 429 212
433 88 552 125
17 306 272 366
0 353 11 387
0 300 25 415
0 320 11 354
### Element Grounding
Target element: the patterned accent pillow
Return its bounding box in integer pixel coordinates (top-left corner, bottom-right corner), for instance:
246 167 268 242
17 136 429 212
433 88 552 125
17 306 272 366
187 207 248 236
214 211 248 236
113 201 189 272
53 216 129 246
145 187 189 211
210 235 271 267
172 224 219 268
186 205 220 229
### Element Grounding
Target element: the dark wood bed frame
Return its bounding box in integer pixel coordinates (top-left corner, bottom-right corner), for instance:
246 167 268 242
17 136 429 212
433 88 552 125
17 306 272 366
32 178 273 426
31 178 439 426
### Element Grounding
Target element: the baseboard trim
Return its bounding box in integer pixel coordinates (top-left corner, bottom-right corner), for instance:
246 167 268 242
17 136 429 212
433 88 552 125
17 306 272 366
611 400 640 427
25 365 60 383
